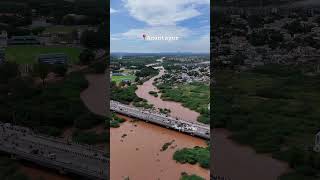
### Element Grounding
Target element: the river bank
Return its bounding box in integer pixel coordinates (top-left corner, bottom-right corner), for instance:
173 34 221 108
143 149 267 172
212 129 290 180
111 65 209 180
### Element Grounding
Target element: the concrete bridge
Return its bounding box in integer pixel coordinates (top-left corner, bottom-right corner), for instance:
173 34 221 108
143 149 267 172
0 122 108 179
111 100 210 139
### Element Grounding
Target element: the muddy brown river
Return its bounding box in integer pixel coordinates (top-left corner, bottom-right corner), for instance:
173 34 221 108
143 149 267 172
212 129 290 180
135 68 200 122
110 66 210 180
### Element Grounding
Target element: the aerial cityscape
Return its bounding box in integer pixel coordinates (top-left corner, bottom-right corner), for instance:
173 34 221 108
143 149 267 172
2 0 320 180
0 0 108 179
213 1 320 180
110 0 210 179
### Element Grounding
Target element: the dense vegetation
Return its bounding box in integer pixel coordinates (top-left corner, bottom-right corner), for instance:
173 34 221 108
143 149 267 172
0 157 29 180
110 114 125 128
0 0 107 26
111 81 153 109
72 130 107 145
0 62 104 136
180 172 205 180
215 65 320 179
173 146 210 169
148 91 158 97
161 140 174 151
158 82 210 124
135 67 159 80
111 82 141 104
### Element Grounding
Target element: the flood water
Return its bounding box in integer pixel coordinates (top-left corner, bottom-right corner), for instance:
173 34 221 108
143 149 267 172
110 67 210 180
20 166 71 180
111 115 209 180
212 129 290 180
135 68 200 122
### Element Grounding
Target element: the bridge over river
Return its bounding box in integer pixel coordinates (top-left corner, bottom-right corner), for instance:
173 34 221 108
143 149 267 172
111 100 210 139
0 122 108 179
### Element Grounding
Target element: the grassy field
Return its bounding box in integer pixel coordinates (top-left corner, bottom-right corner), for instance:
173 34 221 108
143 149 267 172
5 46 82 64
111 75 136 84
215 65 320 179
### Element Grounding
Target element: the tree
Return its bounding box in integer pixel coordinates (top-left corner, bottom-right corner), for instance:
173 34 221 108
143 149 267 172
52 65 67 77
33 63 50 86
79 49 95 65
284 20 304 37
0 62 19 83
80 23 108 49
231 53 245 66
31 27 45 35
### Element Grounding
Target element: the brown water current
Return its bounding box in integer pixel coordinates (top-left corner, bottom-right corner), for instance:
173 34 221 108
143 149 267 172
213 129 290 180
20 166 71 180
135 68 200 122
111 115 209 180
111 67 210 180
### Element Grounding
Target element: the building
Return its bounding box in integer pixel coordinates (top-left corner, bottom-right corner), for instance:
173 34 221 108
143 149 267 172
0 49 5 63
314 131 320 152
0 31 7 47
38 53 68 65
8 35 40 45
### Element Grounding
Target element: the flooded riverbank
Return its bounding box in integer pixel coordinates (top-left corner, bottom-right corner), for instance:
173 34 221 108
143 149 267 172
111 115 209 180
212 129 290 180
80 74 107 116
20 165 71 180
135 68 200 122
111 66 209 180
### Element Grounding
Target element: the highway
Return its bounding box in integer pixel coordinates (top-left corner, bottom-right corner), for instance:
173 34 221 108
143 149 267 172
111 100 210 139
0 122 108 179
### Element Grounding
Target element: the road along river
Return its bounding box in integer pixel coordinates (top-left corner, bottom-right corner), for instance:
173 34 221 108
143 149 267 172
110 67 210 180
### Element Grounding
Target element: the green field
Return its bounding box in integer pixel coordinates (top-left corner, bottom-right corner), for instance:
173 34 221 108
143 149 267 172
111 75 136 84
5 46 82 64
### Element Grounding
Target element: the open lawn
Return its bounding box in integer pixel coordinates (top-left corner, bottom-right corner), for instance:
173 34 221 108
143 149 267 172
5 45 82 64
111 75 136 84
